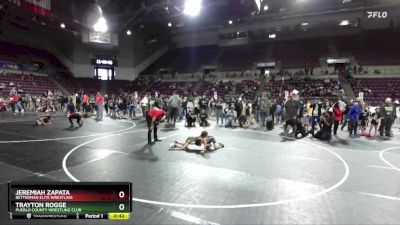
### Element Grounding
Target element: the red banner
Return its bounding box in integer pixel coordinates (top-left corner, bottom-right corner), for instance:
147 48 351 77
23 0 51 16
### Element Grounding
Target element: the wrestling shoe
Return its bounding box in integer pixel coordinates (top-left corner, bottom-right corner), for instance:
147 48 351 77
78 121 83 127
155 139 162 142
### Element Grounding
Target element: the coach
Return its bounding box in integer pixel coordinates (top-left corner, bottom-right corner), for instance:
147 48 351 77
146 105 166 144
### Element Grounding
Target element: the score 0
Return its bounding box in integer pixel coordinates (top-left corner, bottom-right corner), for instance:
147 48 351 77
118 191 125 211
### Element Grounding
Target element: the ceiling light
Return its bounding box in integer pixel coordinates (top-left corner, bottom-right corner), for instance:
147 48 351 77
263 4 269 11
183 0 202 17
168 22 172 27
339 20 349 26
237 31 240 35
255 0 262 11
93 17 108 33
126 30 131 35
228 20 233 25
301 22 309 26
60 23 65 29
269 34 276 39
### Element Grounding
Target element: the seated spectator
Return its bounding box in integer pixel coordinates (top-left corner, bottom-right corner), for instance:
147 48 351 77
225 106 237 127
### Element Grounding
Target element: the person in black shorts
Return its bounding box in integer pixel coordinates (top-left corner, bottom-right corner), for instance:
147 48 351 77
199 109 209 127
146 105 166 144
283 92 300 136
359 108 368 135
67 99 83 128
368 108 380 137
185 110 196 127
294 121 309 139
310 111 333 141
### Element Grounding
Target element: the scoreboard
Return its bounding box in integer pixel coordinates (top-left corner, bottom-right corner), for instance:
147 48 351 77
8 182 132 220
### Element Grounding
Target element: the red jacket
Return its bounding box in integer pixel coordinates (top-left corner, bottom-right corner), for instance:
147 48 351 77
10 95 19 104
333 107 343 121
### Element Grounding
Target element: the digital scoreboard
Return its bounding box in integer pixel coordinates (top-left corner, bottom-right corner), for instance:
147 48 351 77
8 182 132 220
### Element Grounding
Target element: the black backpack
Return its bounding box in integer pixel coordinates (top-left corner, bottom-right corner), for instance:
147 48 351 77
266 117 274 130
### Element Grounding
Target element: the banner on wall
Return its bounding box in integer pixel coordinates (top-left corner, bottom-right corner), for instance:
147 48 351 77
22 64 39 72
8 0 51 16
0 61 19 70
23 0 51 16
327 58 350 64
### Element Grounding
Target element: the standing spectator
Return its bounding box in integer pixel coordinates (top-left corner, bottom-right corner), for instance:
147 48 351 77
104 95 109 115
168 91 182 126
310 100 319 130
341 102 351 131
128 95 137 120
252 98 260 123
75 93 82 112
333 99 343 135
270 100 276 125
215 99 225 126
140 94 149 118
275 102 283 124
82 94 89 113
9 93 19 115
379 98 396 137
179 97 187 121
348 99 361 137
234 98 244 120
259 96 272 127
284 92 300 136
95 92 104 120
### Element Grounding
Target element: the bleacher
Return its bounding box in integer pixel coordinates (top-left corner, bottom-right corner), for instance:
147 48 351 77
54 74 80 94
334 31 400 65
0 41 67 70
219 45 267 71
141 45 219 74
107 80 131 96
350 77 400 106
266 78 343 102
76 78 101 95
196 79 258 100
148 81 194 96
0 73 58 95
272 38 329 68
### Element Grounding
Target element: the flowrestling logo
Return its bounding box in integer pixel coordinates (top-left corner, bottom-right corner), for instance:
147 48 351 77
367 11 388 19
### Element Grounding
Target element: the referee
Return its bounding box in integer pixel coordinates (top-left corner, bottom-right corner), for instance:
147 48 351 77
146 104 166 144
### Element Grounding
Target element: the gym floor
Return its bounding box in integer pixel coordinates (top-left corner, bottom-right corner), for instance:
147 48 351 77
0 112 400 225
